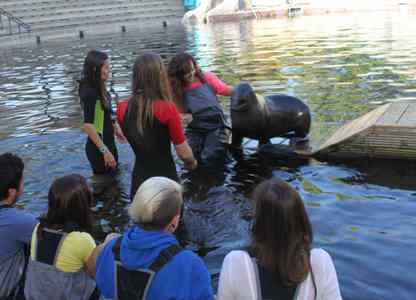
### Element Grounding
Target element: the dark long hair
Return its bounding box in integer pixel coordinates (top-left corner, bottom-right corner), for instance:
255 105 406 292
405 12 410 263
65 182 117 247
250 177 313 286
37 174 93 238
130 53 172 134
79 50 110 111
167 52 205 111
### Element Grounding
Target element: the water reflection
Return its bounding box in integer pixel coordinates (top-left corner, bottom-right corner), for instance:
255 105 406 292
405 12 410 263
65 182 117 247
1 13 416 300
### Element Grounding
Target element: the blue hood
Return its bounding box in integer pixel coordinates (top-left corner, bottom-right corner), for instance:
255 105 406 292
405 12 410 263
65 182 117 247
121 225 178 268
96 224 213 300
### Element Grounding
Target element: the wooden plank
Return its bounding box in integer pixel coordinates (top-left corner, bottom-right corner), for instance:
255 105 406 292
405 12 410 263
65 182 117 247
398 103 416 126
376 102 409 125
318 104 388 150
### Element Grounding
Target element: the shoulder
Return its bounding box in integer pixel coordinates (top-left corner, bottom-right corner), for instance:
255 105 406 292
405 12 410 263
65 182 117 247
66 231 96 247
311 248 332 263
224 250 251 262
9 208 37 227
310 248 336 275
153 100 180 121
80 86 98 101
153 100 177 111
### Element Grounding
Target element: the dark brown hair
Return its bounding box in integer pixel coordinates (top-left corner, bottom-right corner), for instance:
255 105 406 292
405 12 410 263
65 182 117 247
250 177 313 286
130 53 172 134
0 153 24 201
167 52 205 111
38 174 93 238
79 50 110 111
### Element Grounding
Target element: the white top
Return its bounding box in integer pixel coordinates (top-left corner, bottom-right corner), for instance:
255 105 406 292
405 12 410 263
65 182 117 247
217 248 342 300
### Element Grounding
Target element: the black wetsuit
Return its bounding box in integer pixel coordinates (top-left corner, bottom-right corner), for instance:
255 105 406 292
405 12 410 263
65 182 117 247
80 86 118 174
120 99 181 199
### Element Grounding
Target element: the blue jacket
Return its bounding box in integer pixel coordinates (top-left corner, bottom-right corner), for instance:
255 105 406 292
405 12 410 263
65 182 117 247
96 225 213 300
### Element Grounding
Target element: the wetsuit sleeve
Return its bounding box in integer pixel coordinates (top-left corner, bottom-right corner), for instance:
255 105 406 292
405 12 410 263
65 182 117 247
154 101 186 145
82 90 97 124
204 71 232 96
116 99 129 124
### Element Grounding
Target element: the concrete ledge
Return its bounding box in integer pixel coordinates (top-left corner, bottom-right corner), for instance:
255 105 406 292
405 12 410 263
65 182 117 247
207 1 416 23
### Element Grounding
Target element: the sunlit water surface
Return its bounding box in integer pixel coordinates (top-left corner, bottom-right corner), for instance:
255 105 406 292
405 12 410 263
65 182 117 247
1 13 416 300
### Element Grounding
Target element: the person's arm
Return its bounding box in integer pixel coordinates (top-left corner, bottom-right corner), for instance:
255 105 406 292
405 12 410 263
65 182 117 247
156 101 198 170
82 92 116 169
85 233 121 278
15 212 37 245
175 142 197 170
217 251 257 300
204 72 233 96
83 124 116 169
314 249 343 300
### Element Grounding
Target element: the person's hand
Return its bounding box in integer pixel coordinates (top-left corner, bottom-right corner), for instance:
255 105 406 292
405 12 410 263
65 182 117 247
103 151 117 169
104 233 122 244
184 158 197 170
181 113 193 128
114 122 127 143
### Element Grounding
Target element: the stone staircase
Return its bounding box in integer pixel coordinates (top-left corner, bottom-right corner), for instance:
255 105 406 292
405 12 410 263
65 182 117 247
0 0 184 34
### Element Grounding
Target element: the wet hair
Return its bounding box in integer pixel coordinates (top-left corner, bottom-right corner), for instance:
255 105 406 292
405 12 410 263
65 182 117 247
129 53 172 134
0 153 24 201
37 174 93 238
79 50 110 111
167 52 205 111
250 177 313 286
129 177 182 231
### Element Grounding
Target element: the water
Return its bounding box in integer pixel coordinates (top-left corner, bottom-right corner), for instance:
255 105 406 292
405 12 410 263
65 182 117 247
1 13 416 300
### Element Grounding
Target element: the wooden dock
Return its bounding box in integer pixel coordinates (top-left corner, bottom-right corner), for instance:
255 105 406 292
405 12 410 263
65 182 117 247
311 100 416 160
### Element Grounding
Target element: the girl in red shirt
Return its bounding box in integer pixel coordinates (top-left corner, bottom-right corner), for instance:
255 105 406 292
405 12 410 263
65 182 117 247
117 53 197 198
168 53 233 165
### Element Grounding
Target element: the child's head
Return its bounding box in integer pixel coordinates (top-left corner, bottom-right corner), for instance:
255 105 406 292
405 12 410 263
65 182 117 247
129 177 182 232
0 153 24 203
42 174 93 233
250 177 313 285
80 50 109 109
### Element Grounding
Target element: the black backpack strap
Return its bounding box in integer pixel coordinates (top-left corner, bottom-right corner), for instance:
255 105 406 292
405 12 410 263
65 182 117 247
149 244 182 272
112 236 123 261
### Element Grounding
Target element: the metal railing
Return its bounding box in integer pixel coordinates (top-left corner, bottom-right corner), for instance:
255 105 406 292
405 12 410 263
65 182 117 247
0 8 31 36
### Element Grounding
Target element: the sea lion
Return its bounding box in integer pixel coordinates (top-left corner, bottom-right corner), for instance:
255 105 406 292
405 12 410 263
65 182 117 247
230 83 311 147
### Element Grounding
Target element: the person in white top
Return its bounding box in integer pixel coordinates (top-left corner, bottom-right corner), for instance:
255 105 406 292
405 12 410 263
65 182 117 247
217 177 342 300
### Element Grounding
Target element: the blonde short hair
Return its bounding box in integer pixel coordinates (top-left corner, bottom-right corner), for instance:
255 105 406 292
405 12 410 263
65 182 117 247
129 177 183 229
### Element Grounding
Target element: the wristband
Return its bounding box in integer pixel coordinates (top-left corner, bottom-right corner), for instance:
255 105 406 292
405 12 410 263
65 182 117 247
99 145 109 154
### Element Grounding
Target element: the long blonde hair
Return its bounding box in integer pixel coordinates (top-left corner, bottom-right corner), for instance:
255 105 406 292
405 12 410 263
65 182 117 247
131 53 172 134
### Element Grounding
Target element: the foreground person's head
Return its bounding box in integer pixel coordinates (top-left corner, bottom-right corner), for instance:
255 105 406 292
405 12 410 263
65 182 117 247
129 177 182 233
251 177 313 285
39 174 93 234
0 153 24 205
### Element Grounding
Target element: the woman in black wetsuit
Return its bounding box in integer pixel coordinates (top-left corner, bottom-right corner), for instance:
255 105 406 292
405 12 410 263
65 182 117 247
79 50 125 174
116 53 197 198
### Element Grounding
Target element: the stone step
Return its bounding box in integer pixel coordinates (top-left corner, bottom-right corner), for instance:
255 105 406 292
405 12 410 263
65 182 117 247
5 1 168 17
15 3 182 23
30 11 182 31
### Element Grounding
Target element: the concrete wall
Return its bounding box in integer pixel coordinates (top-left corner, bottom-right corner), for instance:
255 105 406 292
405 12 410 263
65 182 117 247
0 0 184 35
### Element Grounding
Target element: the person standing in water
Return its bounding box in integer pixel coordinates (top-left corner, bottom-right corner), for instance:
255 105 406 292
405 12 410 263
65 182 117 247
79 50 125 175
168 53 234 165
116 53 197 199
